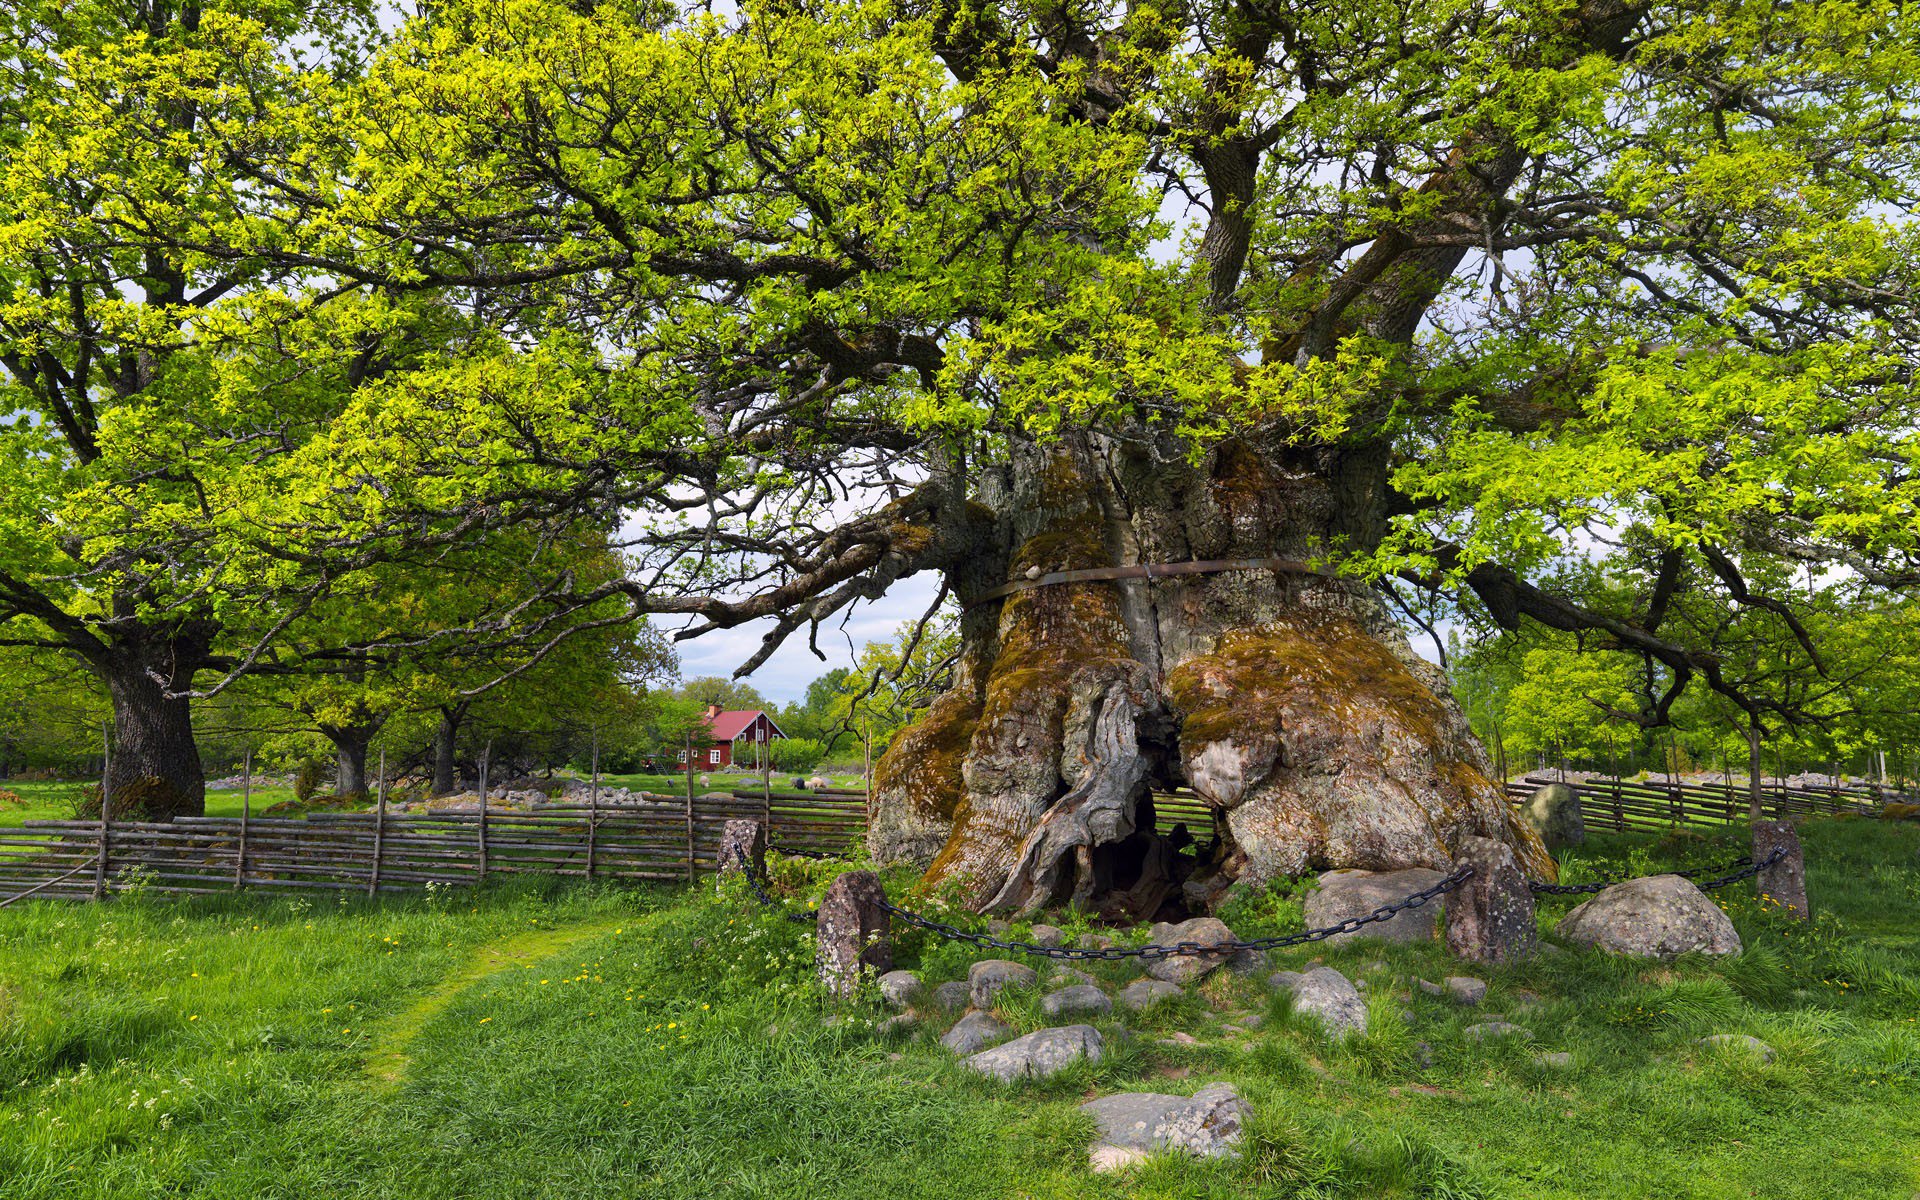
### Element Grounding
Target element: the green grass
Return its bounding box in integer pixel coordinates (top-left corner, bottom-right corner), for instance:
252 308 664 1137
0 780 296 829
2 820 1917 1198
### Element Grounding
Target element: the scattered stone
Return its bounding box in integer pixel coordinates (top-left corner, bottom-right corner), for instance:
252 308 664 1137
1041 985 1114 1018
986 919 1012 936
968 959 1039 1009
1554 875 1742 960
1464 1022 1529 1041
1049 966 1097 988
1444 976 1488 1006
1267 970 1304 992
1304 869 1448 944
877 970 924 1010
1520 782 1587 850
1078 932 1114 951
1417 978 1444 998
1445 835 1539 964
1227 947 1270 976
1144 918 1239 984
1752 821 1810 920
816 871 891 1000
932 981 972 1010
878 1013 916 1036
1163 1031 1200 1046
1081 1083 1251 1172
965 1025 1104 1082
1697 1034 1776 1064
1028 924 1066 948
940 1011 1011 1054
1288 966 1368 1038
1239 1012 1265 1030
1353 978 1367 991
1412 1041 1435 1070
1120 979 1185 1010
1533 1051 1574 1068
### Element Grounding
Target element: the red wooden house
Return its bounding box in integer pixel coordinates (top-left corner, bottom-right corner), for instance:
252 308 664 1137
683 705 786 769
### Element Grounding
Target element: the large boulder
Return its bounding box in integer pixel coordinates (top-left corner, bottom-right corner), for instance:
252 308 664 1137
1144 917 1239 984
1081 1083 1251 1172
1303 868 1447 944
1554 875 1741 959
964 1025 1104 1082
1519 782 1586 850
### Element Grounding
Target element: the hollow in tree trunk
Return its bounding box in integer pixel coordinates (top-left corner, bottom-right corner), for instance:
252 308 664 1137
869 431 1551 920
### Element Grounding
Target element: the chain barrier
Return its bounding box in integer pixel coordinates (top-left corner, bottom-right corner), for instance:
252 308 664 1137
734 844 1787 958
1526 846 1787 896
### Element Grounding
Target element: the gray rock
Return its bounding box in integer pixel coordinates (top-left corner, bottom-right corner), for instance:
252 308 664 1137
1554 875 1742 960
1304 869 1448 944
1416 977 1444 997
1444 835 1539 964
1464 1021 1529 1041
1238 1012 1265 1030
877 970 924 1010
1413 1041 1435 1069
968 959 1039 1009
1444 976 1488 1006
1288 966 1368 1038
1144 918 1239 984
1028 924 1066 948
1534 1051 1574 1068
964 1024 1104 1082
1267 969 1304 992
1520 782 1586 850
1081 1083 1251 1172
1078 932 1114 950
940 1011 1010 1054
1048 966 1097 988
816 871 891 1000
1227 947 1270 976
1041 984 1113 1018
1697 1034 1775 1063
1119 978 1184 1010
932 980 972 1010
878 1013 916 1036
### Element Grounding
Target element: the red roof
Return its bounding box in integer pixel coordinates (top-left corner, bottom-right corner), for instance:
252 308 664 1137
703 709 785 741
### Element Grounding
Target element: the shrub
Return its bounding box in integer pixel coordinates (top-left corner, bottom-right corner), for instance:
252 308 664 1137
292 759 327 803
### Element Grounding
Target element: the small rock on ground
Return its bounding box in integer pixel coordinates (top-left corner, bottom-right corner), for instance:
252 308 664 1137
1082 1083 1251 1172
1049 966 1097 988
1120 979 1185 1010
878 1013 916 1036
1697 1034 1775 1063
878 970 923 1010
1444 976 1488 1006
1534 1051 1574 1068
1464 1022 1530 1041
969 959 1038 1009
965 1025 1104 1082
1554 875 1741 960
932 980 972 1010
940 1011 1011 1054
1041 984 1114 1018
1144 918 1239 985
1287 966 1368 1038
1028 924 1065 948
1268 970 1304 992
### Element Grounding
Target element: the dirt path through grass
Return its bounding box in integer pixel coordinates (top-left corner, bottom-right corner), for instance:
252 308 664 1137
364 917 630 1085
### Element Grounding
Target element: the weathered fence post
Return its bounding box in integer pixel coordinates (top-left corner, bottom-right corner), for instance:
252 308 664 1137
235 748 252 890
716 819 766 893
586 727 599 880
94 723 110 900
1444 835 1537 964
369 748 386 897
1752 820 1809 920
477 743 490 880
817 870 892 999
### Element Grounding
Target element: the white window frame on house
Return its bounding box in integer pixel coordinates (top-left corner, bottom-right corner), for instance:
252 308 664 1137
709 748 722 765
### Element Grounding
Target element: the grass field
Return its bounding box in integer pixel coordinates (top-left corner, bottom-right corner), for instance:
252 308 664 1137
2 818 1916 1198
0 781 297 830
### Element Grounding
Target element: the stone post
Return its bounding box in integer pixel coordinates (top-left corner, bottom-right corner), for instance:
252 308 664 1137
716 819 767 892
816 870 892 1000
1751 820 1808 920
1444 835 1538 964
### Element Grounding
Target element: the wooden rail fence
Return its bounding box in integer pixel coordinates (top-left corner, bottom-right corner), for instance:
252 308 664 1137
0 786 866 904
1500 773 1899 834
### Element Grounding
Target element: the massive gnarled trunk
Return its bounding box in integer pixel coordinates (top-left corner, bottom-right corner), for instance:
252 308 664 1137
88 627 211 821
869 430 1549 919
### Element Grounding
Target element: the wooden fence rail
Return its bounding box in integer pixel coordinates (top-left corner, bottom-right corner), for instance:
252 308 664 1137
1500 773 1900 834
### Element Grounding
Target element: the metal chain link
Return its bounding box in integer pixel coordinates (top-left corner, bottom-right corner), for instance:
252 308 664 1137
1526 846 1787 896
734 848 820 924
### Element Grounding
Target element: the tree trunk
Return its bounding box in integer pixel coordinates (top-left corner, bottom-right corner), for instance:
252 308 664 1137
321 718 384 800
92 630 210 820
870 431 1550 919
432 706 465 796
